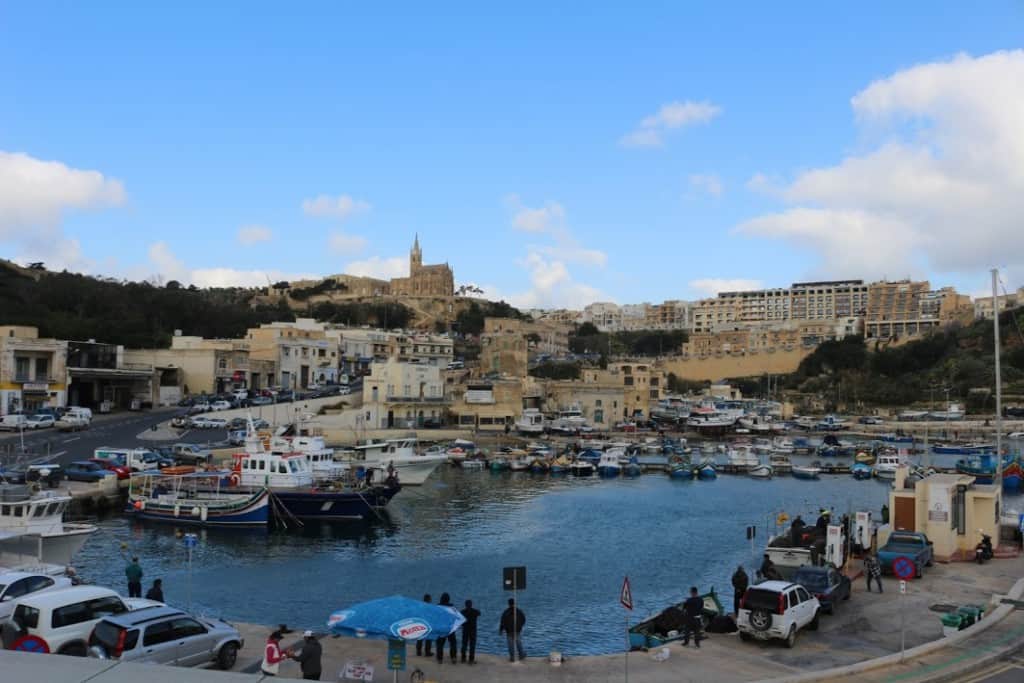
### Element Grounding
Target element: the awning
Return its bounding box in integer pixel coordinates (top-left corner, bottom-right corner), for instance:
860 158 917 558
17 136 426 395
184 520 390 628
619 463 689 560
68 366 153 381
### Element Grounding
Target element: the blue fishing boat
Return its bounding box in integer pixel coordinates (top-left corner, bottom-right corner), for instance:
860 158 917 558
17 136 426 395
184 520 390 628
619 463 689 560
579 448 602 465
597 451 622 477
697 462 717 480
489 457 509 472
879 433 915 445
1001 456 1022 493
668 456 693 479
933 443 994 456
955 454 997 484
851 462 873 480
127 471 270 527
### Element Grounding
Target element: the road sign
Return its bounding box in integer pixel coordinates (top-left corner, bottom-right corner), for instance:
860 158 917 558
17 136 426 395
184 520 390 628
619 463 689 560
11 634 49 653
386 639 406 671
503 566 526 591
892 556 916 580
899 580 907 594
183 533 198 549
620 576 633 611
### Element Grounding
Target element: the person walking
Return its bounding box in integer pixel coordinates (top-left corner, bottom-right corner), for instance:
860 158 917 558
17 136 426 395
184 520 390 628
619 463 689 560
730 565 749 615
460 599 480 664
435 593 457 664
759 554 781 581
125 556 143 598
145 578 164 602
865 553 883 593
680 586 704 648
415 595 433 657
499 598 526 662
261 631 285 677
291 630 323 680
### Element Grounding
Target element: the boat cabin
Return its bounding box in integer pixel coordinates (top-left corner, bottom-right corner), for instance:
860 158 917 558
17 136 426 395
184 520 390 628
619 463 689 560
0 487 72 537
232 450 314 489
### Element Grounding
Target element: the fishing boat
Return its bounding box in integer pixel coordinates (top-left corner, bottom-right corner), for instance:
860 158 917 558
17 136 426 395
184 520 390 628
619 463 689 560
1003 457 1023 493
445 439 478 463
515 408 545 436
459 458 485 470
668 461 694 479
127 471 270 527
791 464 821 480
879 433 915 445
347 437 447 486
928 402 965 421
597 451 622 477
816 415 848 431
529 457 550 474
0 484 96 568
489 456 509 472
549 455 572 474
854 451 876 465
933 442 994 456
697 462 717 480
772 437 796 455
955 453 997 485
570 459 595 476
749 463 773 478
727 446 759 470
872 452 905 480
898 410 929 422
546 405 593 435
628 588 724 650
852 462 874 480
738 414 780 434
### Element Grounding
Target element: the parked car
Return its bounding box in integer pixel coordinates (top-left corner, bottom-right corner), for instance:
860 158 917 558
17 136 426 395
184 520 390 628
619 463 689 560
25 464 64 487
187 402 211 415
791 566 851 614
191 417 227 430
878 531 933 578
858 416 884 425
25 414 56 430
177 397 195 407
0 572 74 623
276 390 294 402
0 414 28 431
170 415 193 429
249 395 273 406
737 580 821 647
227 430 247 446
210 401 232 412
88 605 243 669
228 417 248 431
5 586 158 656
88 459 131 481
65 461 116 483
171 444 211 466
55 414 89 431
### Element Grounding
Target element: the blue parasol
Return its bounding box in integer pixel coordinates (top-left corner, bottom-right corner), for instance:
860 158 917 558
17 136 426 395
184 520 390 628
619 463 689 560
327 595 466 641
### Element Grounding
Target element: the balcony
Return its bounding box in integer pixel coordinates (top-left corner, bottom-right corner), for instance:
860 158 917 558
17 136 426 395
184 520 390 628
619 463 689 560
384 394 448 403
15 375 60 384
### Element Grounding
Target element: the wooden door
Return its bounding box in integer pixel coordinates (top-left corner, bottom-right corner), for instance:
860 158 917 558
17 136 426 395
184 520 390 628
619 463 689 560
894 496 916 531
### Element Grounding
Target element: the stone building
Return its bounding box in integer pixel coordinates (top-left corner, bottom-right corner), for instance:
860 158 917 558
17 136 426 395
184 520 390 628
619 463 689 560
0 326 67 416
389 235 454 297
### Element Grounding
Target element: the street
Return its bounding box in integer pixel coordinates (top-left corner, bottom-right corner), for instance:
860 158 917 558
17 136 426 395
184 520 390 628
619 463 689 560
961 651 1024 683
0 409 229 467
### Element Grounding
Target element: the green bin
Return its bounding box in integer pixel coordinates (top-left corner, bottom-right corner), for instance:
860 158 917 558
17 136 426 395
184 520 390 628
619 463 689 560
941 613 963 636
956 606 978 628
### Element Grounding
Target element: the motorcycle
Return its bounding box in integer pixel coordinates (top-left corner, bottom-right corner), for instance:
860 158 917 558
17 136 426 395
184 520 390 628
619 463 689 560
975 534 993 564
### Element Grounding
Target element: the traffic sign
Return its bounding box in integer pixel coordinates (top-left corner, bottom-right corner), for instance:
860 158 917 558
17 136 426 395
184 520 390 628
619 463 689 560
387 639 406 671
620 576 633 611
899 580 907 595
892 556 916 580
11 634 49 653
503 566 526 591
184 533 198 549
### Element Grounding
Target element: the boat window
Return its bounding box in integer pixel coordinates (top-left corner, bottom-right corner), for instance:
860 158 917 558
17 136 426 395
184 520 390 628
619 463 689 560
0 505 8 516
289 460 300 473
278 463 287 474
258 461 266 471
45 503 59 516
33 504 46 517
13 505 23 517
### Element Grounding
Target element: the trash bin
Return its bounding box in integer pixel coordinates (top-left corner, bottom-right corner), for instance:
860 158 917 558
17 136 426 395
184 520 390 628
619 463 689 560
941 612 963 637
957 606 980 628
965 603 986 620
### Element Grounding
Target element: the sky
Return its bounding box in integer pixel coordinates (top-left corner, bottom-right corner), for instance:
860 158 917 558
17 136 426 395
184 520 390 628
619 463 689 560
2 2 1023 309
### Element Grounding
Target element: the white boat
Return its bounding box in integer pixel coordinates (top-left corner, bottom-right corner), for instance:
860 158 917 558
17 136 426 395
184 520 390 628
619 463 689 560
739 415 778 433
816 415 848 431
686 411 737 432
0 484 96 570
546 406 593 434
898 410 929 422
772 438 796 455
928 403 965 421
597 450 623 477
460 458 485 470
444 439 477 464
570 460 595 476
271 433 349 480
515 409 545 436
348 438 447 485
508 453 531 471
791 464 821 480
749 464 773 478
873 452 906 479
727 446 759 469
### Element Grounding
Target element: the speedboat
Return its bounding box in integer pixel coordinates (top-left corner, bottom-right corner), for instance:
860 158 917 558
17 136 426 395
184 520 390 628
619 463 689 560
749 464 773 478
570 459 595 476
0 484 97 568
597 451 622 477
515 409 545 436
791 464 821 480
852 462 873 480
348 438 447 485
872 452 905 480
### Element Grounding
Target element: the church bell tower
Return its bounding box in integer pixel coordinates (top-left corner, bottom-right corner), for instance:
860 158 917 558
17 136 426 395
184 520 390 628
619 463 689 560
410 233 423 274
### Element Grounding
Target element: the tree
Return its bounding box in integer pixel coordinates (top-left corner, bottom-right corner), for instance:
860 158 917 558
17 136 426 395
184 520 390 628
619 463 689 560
576 322 600 337
166 280 182 290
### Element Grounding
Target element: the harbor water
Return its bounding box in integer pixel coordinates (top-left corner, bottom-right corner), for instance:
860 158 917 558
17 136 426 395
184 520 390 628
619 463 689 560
73 466 904 655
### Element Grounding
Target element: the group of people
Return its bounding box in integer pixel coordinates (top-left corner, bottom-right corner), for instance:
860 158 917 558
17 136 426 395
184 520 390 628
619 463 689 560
262 629 323 680
415 593 487 664
124 556 164 602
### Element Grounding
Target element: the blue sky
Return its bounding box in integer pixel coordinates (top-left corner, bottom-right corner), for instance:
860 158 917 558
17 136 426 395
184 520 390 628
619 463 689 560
2 2 1022 308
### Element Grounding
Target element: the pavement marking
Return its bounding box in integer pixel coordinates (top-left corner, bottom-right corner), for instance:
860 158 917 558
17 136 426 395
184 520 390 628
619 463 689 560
60 437 80 444
50 450 66 458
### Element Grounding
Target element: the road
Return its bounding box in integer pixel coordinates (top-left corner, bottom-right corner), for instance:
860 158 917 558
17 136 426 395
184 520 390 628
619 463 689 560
960 651 1024 682
0 409 230 467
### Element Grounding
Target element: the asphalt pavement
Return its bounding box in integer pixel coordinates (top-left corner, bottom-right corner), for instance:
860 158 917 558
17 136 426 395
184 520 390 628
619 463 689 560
0 408 231 468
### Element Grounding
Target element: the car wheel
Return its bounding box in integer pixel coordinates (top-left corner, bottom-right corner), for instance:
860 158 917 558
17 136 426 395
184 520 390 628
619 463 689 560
750 608 772 632
784 625 797 648
217 642 238 670
826 602 835 615
915 563 922 579
926 558 934 567
739 631 752 642
808 610 820 630
59 642 89 657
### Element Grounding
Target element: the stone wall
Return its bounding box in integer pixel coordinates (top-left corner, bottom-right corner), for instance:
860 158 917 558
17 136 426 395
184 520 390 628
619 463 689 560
659 347 812 381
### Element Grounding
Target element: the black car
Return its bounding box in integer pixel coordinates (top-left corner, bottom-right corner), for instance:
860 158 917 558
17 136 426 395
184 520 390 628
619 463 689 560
421 416 443 429
791 565 851 614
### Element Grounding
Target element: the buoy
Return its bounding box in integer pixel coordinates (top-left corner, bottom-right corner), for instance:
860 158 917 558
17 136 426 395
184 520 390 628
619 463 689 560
173 504 180 517
229 472 241 486
133 500 143 510
190 506 200 517
200 506 208 522
777 512 790 525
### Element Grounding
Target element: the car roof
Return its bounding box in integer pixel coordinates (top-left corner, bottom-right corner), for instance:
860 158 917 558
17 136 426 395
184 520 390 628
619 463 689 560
17 585 119 608
71 460 100 466
99 605 186 627
749 580 800 592
0 570 50 582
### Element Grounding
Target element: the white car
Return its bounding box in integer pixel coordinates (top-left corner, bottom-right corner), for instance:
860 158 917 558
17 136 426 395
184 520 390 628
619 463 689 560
0 572 73 622
191 417 227 429
25 414 56 429
6 585 160 656
1008 432 1024 440
737 580 821 648
210 401 232 411
0 414 28 431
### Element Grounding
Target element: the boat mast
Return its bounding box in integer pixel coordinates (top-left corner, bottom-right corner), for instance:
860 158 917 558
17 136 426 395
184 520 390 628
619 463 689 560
992 268 1003 489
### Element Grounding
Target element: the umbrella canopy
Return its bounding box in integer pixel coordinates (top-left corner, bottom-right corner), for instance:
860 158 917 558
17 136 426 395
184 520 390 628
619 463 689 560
327 595 466 641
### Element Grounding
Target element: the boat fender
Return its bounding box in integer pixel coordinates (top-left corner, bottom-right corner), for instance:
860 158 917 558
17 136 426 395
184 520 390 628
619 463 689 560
200 506 208 522
191 506 200 517
173 504 180 517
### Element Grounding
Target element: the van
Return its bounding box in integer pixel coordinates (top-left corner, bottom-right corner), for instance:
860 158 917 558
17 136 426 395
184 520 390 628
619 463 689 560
0 414 27 432
6 585 159 656
65 407 93 424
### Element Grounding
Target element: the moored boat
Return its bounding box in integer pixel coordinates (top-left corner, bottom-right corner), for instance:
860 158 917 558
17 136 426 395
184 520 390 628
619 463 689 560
628 588 724 649
748 463 773 478
570 459 595 476
851 462 873 480
697 462 717 480
127 471 269 527
791 464 821 480
955 453 997 485
597 451 622 477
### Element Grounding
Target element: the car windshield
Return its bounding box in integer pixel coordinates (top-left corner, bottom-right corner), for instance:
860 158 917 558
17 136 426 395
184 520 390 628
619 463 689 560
889 534 921 545
795 572 829 590
744 588 781 611
0 583 6 594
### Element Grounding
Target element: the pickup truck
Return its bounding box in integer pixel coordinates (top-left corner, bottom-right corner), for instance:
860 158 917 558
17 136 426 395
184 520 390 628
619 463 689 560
93 447 174 472
878 531 934 578
171 443 212 466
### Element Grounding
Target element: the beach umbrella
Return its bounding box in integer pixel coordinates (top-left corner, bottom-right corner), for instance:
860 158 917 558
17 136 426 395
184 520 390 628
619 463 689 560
327 595 465 641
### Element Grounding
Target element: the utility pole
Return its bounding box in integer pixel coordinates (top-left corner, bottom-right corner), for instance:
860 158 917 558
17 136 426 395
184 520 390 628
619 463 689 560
992 269 1003 489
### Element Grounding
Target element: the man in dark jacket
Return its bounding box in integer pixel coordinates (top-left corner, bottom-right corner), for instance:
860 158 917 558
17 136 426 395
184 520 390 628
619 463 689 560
416 595 433 657
730 565 748 615
435 593 457 664
145 579 164 602
499 598 526 662
460 599 480 664
790 515 807 545
680 587 704 648
760 554 782 581
291 631 322 680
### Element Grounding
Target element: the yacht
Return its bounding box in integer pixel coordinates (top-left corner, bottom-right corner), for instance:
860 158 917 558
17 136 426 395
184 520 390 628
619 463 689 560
546 406 593 435
271 433 349 480
515 409 545 436
347 437 447 485
0 484 96 569
738 414 781 433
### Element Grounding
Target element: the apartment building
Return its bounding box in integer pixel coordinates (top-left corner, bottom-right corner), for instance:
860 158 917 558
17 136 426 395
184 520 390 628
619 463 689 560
125 335 272 397
449 378 522 431
577 361 665 419
681 318 862 358
247 322 334 390
338 328 453 376
864 281 970 340
542 380 625 427
363 359 448 428
0 326 67 416
974 286 1024 320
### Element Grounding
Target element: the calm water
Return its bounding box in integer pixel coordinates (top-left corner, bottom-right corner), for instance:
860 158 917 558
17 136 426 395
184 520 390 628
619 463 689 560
72 465 911 655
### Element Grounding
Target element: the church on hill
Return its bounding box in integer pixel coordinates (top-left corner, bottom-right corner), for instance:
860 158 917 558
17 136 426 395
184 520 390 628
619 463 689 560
389 234 454 297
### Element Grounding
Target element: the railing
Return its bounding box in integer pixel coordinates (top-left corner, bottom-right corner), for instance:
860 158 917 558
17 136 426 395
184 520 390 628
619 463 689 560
384 395 448 403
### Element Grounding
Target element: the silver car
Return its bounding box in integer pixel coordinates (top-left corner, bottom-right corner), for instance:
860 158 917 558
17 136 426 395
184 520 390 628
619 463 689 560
88 605 243 669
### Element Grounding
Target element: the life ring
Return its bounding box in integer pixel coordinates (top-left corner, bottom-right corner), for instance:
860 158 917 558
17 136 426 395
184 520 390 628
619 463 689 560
229 472 241 486
777 512 790 525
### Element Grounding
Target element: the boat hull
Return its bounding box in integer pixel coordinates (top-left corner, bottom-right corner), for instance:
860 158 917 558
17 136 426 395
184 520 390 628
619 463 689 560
270 485 399 520
749 465 773 478
37 525 96 566
598 466 621 477
127 490 270 527
791 467 821 480
697 465 717 480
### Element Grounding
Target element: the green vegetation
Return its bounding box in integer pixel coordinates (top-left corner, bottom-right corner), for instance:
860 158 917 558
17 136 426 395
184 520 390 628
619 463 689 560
0 263 295 347
454 300 527 336
289 278 348 301
529 361 581 380
666 373 708 395
570 328 688 357
308 301 412 329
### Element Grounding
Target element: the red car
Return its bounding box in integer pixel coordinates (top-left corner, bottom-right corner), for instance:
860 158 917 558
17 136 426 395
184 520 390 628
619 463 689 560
89 458 131 480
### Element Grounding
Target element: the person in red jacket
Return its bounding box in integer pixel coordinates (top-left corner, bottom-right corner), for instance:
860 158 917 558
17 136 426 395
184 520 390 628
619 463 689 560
262 631 285 676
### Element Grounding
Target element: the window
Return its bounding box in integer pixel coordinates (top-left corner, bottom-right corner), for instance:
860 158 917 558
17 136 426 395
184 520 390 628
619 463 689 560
278 463 287 474
796 587 811 603
170 617 206 638
13 604 40 629
218 358 227 370
15 357 30 380
35 358 49 380
144 620 177 646
52 602 94 628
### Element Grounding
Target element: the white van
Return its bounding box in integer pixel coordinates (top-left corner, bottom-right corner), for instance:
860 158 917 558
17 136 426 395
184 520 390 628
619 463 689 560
65 407 93 424
0 414 28 432
7 585 158 656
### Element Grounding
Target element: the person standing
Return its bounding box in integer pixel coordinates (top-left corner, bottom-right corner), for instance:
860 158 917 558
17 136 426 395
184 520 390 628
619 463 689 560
680 586 704 648
865 553 883 593
125 556 143 598
145 578 164 602
759 554 781 581
416 595 433 657
291 630 323 680
499 598 526 662
460 599 480 664
435 593 457 664
261 631 285 677
730 565 749 615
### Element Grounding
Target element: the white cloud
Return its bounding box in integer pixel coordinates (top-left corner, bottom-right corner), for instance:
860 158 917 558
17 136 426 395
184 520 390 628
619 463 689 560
620 100 722 148
735 50 1024 281
328 231 368 255
689 278 765 297
343 256 407 280
137 241 314 287
687 173 724 198
237 224 273 245
301 194 371 220
508 252 604 309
